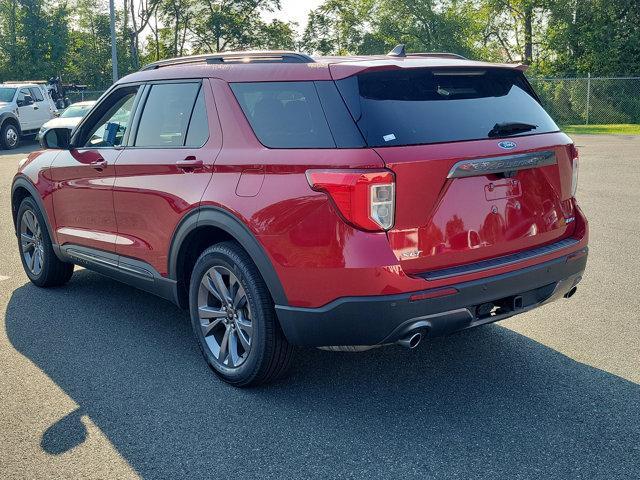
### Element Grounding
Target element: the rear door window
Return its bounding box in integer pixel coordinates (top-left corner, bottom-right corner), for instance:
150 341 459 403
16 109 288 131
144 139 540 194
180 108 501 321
231 81 335 148
336 68 559 147
135 82 202 147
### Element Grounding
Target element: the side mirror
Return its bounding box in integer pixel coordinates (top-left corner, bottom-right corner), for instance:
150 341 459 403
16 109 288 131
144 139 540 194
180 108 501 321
41 128 71 150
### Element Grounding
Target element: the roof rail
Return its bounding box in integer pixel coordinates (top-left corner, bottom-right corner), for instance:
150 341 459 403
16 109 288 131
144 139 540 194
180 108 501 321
141 51 315 71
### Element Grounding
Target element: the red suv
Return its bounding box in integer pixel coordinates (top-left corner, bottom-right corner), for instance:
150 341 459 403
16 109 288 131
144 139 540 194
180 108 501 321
11 49 588 386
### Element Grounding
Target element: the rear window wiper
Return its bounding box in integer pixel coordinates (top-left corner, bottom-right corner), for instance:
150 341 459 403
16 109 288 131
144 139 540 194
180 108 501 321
488 122 538 138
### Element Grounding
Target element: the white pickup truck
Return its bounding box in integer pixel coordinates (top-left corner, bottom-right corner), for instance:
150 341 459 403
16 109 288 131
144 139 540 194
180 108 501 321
0 82 58 149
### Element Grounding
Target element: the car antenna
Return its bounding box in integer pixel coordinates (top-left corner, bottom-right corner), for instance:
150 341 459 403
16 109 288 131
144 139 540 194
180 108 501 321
387 44 406 57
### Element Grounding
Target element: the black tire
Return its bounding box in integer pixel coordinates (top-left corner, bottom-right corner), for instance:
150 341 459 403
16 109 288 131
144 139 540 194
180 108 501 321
17 197 74 287
189 241 293 387
1 122 20 150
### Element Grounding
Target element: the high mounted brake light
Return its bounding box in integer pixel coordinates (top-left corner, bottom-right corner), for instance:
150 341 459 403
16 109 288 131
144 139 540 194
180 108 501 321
306 169 395 231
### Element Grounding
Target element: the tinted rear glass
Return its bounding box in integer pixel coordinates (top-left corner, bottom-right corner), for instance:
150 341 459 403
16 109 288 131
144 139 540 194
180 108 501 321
336 68 559 147
231 82 335 148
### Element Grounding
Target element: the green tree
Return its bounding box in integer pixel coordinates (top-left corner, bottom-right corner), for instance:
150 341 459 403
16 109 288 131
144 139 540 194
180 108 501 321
64 0 114 88
473 0 554 66
371 0 481 56
544 0 640 76
301 0 375 55
188 0 295 53
0 0 70 81
301 0 481 57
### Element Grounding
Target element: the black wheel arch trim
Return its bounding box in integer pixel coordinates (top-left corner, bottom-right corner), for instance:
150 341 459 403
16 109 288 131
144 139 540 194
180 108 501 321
168 206 289 306
11 176 56 242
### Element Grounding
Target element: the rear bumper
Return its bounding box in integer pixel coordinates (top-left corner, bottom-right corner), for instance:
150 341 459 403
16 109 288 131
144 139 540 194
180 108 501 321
275 248 587 347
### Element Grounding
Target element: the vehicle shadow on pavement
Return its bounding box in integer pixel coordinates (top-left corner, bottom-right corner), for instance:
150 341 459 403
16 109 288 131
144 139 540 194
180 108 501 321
2 140 40 156
5 270 639 479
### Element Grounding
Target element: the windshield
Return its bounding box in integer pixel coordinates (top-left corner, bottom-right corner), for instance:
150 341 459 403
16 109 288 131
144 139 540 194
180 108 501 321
0 88 16 103
336 68 559 147
60 104 93 118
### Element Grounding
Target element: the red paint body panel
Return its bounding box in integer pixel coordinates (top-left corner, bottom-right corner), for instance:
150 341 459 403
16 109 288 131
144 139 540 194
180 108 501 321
49 148 122 252
13 58 589 312
380 132 576 273
112 80 223 274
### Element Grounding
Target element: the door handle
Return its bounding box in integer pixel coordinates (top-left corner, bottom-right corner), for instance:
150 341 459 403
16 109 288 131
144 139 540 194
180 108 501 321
33 106 39 110
90 159 108 171
176 156 203 170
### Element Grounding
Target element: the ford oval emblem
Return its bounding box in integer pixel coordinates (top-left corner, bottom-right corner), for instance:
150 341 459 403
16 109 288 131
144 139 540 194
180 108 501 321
498 140 517 150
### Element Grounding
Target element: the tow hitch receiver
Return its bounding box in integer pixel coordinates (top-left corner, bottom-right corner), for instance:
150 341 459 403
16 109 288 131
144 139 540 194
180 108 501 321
476 294 525 320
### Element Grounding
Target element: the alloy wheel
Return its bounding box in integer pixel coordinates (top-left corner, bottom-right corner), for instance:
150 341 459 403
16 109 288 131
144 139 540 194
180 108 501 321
20 210 44 276
197 265 253 368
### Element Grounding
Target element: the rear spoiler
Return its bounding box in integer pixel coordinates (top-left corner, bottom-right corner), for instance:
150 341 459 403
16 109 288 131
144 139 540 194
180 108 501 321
329 60 531 81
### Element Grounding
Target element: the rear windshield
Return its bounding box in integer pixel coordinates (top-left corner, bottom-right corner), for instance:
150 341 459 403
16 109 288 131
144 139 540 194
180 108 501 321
336 68 559 147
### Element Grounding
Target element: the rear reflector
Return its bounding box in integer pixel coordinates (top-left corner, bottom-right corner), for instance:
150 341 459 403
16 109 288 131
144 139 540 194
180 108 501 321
409 287 458 302
566 249 587 262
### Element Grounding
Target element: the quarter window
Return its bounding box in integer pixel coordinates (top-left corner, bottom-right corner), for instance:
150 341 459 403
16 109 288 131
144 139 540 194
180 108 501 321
231 81 335 148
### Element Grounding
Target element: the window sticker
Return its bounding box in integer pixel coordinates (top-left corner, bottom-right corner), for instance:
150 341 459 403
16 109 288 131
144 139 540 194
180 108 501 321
383 133 396 142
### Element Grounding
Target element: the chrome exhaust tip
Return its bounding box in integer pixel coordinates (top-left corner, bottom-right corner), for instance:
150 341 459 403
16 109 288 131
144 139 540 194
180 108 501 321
564 286 577 299
396 332 422 349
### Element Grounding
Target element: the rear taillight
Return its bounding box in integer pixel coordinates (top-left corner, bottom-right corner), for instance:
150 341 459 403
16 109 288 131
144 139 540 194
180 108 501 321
569 144 579 198
306 169 395 231
571 157 579 197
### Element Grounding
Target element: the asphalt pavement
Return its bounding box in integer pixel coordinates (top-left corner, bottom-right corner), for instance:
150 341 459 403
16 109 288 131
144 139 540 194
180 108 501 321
0 136 638 479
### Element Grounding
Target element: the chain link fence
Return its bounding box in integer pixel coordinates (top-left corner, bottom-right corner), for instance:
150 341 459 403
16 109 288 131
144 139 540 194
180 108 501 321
529 76 640 125
63 77 640 126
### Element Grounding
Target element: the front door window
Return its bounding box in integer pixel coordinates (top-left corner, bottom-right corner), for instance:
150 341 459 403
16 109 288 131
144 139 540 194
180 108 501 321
83 91 137 148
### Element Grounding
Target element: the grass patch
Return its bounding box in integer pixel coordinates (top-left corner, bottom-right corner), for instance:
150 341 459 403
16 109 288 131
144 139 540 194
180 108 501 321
562 124 640 135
